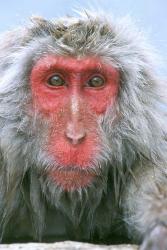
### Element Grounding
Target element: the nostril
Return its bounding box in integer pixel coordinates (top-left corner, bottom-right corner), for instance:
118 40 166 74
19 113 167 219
65 130 86 145
65 121 87 145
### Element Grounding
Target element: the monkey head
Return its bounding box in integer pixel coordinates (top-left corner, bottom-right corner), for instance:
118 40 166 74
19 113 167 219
0 13 158 195
0 12 164 243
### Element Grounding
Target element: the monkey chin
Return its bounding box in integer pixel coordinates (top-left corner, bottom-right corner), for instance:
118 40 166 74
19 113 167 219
49 168 96 191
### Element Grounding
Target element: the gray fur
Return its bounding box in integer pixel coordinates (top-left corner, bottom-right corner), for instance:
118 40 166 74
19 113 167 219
0 10 167 244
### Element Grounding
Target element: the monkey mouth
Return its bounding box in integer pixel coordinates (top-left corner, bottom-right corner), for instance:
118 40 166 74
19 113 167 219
49 168 96 191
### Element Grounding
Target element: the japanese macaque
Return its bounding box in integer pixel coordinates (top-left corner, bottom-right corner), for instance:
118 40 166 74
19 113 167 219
0 11 167 249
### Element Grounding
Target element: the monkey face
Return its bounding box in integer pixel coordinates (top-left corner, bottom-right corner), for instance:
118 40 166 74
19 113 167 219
30 55 119 190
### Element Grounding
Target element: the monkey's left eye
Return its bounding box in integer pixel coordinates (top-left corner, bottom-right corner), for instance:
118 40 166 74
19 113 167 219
47 75 65 87
87 76 105 88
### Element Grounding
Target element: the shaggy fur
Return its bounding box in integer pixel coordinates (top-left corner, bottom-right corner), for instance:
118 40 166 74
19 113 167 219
0 10 167 245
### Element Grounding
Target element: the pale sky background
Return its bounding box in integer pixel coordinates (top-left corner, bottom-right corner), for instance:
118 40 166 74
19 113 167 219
0 0 167 74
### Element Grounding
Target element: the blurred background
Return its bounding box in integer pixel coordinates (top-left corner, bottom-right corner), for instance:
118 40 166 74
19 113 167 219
0 0 166 74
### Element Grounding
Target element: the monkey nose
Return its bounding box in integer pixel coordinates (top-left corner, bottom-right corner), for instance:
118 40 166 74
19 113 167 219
65 123 86 145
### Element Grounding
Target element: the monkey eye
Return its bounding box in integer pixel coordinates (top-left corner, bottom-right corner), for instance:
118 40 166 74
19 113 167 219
87 76 105 88
47 74 65 87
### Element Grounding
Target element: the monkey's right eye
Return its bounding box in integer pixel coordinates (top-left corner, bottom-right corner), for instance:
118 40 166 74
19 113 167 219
47 75 65 87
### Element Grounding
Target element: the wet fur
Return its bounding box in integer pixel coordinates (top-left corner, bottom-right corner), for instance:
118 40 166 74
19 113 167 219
0 10 167 244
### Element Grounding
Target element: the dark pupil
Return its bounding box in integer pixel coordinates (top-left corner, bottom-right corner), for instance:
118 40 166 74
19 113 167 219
89 76 104 87
48 75 64 86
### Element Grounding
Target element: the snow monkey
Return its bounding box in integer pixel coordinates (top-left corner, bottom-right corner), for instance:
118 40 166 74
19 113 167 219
0 11 167 249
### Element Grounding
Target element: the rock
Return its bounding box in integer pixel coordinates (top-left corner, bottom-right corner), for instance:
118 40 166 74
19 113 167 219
0 241 138 250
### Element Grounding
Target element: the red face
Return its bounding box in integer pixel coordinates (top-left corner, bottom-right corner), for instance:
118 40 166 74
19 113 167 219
30 55 119 191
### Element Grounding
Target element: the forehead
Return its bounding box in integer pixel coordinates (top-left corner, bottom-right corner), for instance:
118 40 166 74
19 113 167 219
33 55 116 73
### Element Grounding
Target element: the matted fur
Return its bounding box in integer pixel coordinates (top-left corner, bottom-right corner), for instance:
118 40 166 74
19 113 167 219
0 10 167 243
